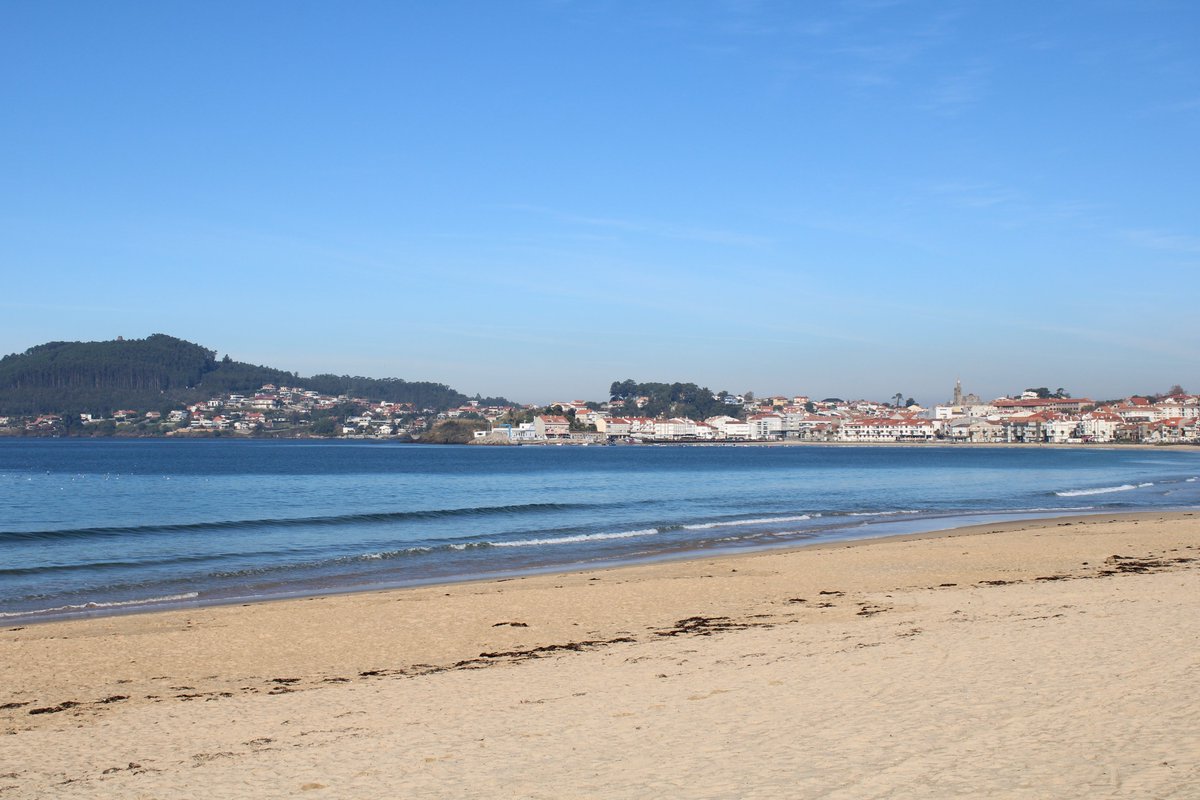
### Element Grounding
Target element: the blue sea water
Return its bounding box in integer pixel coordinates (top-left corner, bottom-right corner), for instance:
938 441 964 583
2 439 1199 622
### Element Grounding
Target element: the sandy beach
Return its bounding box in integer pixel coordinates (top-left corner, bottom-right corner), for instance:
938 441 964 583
2 511 1198 798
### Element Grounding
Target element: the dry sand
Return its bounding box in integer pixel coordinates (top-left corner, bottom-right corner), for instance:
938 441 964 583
2 511 1198 798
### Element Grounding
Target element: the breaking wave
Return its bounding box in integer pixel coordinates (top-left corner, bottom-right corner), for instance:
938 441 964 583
0 592 199 619
1055 483 1153 497
491 528 662 547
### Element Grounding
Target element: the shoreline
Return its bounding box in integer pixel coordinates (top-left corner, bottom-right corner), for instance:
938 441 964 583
4 506 1195 660
3 509 1197 797
10 505 1199 627
4 433 1199 452
483 438 1200 450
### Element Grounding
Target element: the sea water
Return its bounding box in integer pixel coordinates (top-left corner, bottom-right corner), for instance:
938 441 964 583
2 439 1198 621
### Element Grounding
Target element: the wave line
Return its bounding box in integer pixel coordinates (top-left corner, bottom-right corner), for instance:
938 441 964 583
0 503 585 542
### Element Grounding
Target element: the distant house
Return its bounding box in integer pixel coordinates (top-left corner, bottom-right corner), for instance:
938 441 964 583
654 418 697 440
946 418 1003 443
575 408 608 427
783 413 833 438
1078 412 1120 443
705 415 750 440
596 417 631 438
1002 414 1049 443
534 415 571 439
1043 417 1081 444
836 417 938 442
624 417 658 438
993 397 1090 415
747 413 784 440
550 400 590 415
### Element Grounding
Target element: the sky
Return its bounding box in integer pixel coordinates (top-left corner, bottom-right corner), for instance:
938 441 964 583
2 1 1198 405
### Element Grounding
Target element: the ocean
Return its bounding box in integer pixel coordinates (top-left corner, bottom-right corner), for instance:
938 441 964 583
2 439 1198 622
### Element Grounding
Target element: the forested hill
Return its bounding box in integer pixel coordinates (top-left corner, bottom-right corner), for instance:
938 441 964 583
0 334 485 415
608 379 738 421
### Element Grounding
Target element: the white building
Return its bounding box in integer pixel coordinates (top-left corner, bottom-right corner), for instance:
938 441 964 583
705 415 750 440
654 418 697 440
1079 413 1121 443
747 413 784 440
1043 418 1082 444
624 417 658 439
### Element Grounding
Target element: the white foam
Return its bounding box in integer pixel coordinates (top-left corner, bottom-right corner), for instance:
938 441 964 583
491 528 661 548
361 546 433 560
682 515 813 530
1020 506 1097 512
845 510 921 517
1188 477 1198 483
0 592 199 619
1055 483 1152 497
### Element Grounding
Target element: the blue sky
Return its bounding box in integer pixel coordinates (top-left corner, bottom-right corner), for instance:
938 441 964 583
2 1 1198 404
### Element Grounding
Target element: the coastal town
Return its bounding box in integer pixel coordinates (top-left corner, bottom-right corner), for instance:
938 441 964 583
4 380 1198 445
473 381 1200 445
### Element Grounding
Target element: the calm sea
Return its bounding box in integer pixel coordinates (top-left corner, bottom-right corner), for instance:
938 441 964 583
2 439 1198 622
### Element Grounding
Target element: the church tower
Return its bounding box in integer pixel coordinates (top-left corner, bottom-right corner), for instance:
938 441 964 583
953 379 963 406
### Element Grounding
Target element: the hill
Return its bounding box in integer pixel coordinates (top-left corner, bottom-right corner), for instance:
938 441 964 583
0 334 492 416
608 378 740 421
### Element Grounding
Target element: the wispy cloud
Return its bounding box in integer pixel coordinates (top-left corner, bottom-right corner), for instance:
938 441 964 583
670 1 965 93
921 64 989 116
0 300 134 315
1121 228 1200 254
1147 96 1200 115
1012 318 1200 361
503 204 772 248
914 182 1113 236
925 181 1018 209
827 8 962 87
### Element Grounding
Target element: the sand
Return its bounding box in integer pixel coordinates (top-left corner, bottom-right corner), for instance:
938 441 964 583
2 511 1198 798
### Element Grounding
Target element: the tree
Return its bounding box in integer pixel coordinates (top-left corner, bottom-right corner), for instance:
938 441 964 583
609 379 638 401
58 411 84 436
1167 384 1187 397
892 392 904 407
420 419 487 444
310 417 337 436
607 378 736 421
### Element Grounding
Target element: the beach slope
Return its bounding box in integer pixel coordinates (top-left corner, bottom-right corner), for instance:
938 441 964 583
2 512 1198 798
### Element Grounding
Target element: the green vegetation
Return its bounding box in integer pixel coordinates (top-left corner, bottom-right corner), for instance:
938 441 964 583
0 335 291 416
1025 387 1072 399
609 379 737 421
418 419 487 444
303 374 470 411
0 334 505 417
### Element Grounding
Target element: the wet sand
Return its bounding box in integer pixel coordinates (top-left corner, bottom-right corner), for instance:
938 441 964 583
2 511 1198 798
